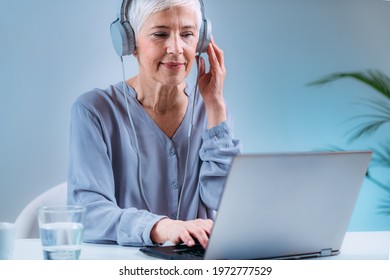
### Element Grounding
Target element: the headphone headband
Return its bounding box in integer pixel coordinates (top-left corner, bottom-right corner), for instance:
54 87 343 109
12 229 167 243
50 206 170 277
110 0 212 57
120 0 131 22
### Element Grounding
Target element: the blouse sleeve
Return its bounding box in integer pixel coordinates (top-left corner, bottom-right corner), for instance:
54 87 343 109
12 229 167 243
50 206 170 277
198 120 242 211
67 102 165 246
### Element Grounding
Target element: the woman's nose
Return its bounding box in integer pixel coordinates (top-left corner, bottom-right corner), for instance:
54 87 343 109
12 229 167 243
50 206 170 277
166 34 184 54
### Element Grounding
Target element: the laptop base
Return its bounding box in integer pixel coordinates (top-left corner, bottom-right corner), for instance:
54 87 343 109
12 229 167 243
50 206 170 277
140 245 340 260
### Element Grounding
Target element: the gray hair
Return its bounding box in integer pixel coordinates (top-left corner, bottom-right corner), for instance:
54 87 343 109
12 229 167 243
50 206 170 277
128 0 202 36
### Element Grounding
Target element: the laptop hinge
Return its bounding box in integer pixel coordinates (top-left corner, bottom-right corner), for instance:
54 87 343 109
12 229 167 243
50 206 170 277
320 248 332 257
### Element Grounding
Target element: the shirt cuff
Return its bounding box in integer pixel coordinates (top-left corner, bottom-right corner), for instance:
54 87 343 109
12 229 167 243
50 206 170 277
202 121 230 140
142 215 168 246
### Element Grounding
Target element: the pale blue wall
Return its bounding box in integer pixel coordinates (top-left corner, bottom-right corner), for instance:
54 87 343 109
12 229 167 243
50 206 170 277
0 0 389 231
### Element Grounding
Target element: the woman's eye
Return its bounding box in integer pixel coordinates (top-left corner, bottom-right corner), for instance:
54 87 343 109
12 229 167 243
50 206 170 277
153 32 168 38
151 32 194 39
181 32 194 38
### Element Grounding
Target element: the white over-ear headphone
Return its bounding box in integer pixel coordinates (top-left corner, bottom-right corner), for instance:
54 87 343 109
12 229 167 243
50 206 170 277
110 0 212 56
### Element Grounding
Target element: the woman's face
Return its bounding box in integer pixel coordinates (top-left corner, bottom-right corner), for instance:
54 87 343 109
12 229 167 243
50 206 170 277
135 6 199 87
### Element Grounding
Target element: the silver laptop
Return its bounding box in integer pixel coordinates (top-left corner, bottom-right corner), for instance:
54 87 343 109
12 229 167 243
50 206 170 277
140 150 372 260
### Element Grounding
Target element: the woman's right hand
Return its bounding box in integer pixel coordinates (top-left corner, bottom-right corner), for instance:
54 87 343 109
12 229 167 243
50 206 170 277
197 37 227 128
150 218 213 249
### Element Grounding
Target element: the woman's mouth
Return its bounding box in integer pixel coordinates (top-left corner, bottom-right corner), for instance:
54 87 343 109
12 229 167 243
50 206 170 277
161 62 185 70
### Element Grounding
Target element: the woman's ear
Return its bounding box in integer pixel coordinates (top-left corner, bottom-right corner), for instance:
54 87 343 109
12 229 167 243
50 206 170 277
133 43 139 57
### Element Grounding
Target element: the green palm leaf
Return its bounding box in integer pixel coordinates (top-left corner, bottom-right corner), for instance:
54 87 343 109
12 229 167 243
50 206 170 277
369 146 390 169
377 198 390 215
354 99 390 116
345 114 390 141
309 70 390 141
307 69 390 100
309 69 390 215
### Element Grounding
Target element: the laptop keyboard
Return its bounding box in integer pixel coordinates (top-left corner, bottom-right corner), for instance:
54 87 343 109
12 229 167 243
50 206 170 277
174 245 205 259
140 244 205 260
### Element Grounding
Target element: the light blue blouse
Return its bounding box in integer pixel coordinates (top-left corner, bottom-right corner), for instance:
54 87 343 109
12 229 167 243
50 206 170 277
67 82 241 246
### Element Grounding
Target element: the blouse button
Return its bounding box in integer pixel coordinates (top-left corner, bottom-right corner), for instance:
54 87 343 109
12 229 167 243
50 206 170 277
171 182 178 189
169 147 176 156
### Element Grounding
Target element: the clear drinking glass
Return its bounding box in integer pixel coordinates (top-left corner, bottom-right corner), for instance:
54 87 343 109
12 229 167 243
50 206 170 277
37 205 86 260
0 222 15 260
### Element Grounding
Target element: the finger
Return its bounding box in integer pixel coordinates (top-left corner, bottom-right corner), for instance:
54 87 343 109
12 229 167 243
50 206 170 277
204 219 214 235
207 44 226 83
207 40 224 69
186 224 211 249
191 230 209 249
178 229 196 247
207 42 219 69
197 55 206 76
210 40 225 68
172 221 205 248
194 219 213 235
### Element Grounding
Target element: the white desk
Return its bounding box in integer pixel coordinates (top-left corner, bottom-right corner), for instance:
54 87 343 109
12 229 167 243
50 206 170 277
12 231 390 260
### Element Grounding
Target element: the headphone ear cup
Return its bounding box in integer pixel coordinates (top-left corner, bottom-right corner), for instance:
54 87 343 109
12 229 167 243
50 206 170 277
196 18 212 53
122 21 136 55
110 19 136 56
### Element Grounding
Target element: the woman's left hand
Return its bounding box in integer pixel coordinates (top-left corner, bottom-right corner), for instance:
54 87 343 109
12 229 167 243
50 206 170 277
197 37 227 128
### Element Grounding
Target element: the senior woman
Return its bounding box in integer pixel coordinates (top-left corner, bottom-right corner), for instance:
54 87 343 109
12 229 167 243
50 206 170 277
67 0 241 249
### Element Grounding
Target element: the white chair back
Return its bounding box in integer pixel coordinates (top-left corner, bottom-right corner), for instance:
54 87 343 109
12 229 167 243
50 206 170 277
14 182 67 238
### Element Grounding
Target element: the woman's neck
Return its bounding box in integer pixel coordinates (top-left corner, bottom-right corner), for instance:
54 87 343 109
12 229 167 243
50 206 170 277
127 75 187 115
126 75 189 138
